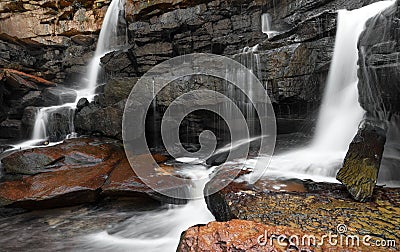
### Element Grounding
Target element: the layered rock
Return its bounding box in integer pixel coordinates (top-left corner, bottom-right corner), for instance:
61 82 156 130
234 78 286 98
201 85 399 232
0 137 180 209
0 68 57 139
0 0 107 45
177 219 391 252
337 1 400 201
205 170 400 243
75 0 390 138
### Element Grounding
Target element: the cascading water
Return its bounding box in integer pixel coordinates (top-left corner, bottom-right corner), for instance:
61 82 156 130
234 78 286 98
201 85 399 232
261 13 278 38
80 164 215 251
259 0 396 180
77 1 399 251
12 0 127 150
84 0 127 101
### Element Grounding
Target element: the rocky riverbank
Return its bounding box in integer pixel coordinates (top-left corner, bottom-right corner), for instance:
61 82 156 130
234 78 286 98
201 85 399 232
0 137 183 209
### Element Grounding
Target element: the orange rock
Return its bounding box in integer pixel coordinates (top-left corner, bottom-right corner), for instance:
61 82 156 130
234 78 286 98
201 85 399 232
178 220 390 252
0 137 181 209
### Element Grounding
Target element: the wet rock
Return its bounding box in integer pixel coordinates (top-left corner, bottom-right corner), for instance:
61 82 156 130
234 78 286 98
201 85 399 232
101 157 188 204
0 119 22 139
75 98 89 114
177 219 390 252
7 91 41 120
21 106 39 130
0 137 180 209
337 119 387 202
103 77 138 106
358 2 400 116
74 100 125 139
39 87 77 106
0 164 111 209
45 106 76 142
2 137 120 175
205 170 400 242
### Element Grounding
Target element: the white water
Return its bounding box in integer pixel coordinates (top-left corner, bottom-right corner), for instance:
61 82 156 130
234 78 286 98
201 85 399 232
85 0 127 101
81 164 215 252
10 0 126 150
77 3 399 251
256 1 396 180
261 13 278 38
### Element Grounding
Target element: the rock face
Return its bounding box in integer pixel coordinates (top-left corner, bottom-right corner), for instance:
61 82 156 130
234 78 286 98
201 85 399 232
205 171 400 243
74 0 387 138
337 1 400 202
0 0 107 45
357 1 400 117
0 0 392 140
0 137 177 209
177 219 390 252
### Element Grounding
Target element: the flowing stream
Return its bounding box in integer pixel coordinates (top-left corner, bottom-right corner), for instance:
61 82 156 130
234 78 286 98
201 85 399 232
10 0 127 150
77 1 398 251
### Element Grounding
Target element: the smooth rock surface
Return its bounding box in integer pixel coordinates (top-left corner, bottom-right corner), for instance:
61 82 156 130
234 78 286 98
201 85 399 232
205 170 400 243
0 137 176 209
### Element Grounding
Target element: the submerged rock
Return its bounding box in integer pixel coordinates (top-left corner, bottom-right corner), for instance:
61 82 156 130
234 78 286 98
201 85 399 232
0 137 178 209
205 170 400 243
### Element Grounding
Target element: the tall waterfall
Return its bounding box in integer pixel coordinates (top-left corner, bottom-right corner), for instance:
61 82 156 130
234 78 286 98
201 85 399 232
15 0 127 148
311 0 395 151
262 0 396 179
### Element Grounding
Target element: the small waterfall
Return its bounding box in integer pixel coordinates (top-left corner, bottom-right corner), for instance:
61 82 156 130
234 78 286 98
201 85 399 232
84 0 127 101
12 0 127 149
81 164 215 251
228 44 262 136
261 13 278 38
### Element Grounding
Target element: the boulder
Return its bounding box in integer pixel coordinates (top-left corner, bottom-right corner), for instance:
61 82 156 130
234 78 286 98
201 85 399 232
205 169 400 243
0 137 179 209
38 87 77 106
177 219 390 252
337 119 387 202
0 68 56 91
103 77 139 106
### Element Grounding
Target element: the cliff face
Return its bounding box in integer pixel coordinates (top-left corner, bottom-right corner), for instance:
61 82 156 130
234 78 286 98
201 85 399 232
0 0 386 141
358 0 400 118
0 0 107 45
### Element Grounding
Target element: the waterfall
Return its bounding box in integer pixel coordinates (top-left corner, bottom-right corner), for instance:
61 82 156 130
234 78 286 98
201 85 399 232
12 0 127 149
311 0 395 152
84 0 127 102
259 0 396 179
229 44 262 136
261 13 278 38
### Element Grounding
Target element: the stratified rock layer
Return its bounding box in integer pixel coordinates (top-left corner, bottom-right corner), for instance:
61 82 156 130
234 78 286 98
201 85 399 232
0 137 178 209
205 172 400 243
